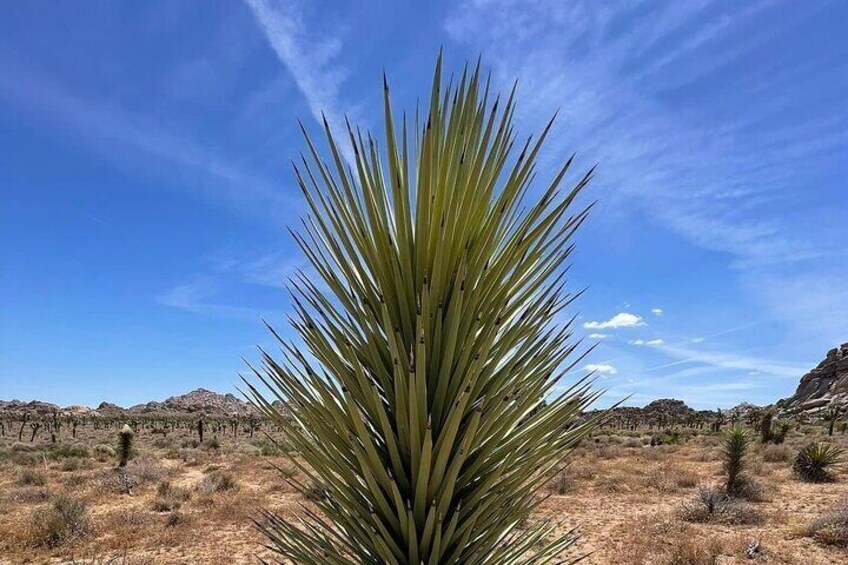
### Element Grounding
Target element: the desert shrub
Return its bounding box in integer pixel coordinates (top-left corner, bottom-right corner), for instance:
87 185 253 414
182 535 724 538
197 471 237 494
250 438 288 456
11 442 39 452
13 486 51 503
600 475 629 493
644 468 674 492
60 458 80 472
180 439 200 449
238 444 262 457
152 437 172 449
682 486 762 525
166 511 186 528
17 468 47 486
29 496 91 547
761 444 791 462
48 443 89 459
673 468 699 489
156 480 192 502
664 536 725 565
806 500 848 547
624 437 642 449
793 441 844 483
202 437 221 450
62 474 89 488
93 444 116 461
11 450 41 466
549 468 575 495
126 458 174 485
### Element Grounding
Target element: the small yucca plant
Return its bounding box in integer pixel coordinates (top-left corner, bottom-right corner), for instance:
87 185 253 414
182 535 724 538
243 54 601 564
794 441 844 483
723 426 749 496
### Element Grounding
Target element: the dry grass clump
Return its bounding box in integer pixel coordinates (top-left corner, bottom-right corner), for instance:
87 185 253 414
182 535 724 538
619 517 737 565
197 470 238 494
12 485 52 503
17 467 47 486
760 443 792 462
549 467 576 495
681 486 763 525
28 495 91 548
805 500 848 547
93 443 116 461
151 480 192 512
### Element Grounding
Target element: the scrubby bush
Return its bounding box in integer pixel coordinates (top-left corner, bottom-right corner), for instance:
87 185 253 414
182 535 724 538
549 468 575 495
93 444 116 461
793 441 844 483
29 496 91 547
806 500 848 547
48 443 90 460
197 470 237 494
761 444 791 463
17 468 47 486
682 486 762 525
202 437 221 450
59 458 80 472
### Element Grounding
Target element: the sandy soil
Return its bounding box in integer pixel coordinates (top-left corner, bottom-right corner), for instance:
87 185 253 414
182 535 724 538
1 426 846 564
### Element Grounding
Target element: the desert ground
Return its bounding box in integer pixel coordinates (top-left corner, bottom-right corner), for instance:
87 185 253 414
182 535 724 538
1 420 846 565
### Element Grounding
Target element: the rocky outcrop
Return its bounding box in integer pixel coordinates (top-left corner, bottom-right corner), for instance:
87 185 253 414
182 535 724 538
778 343 848 413
130 388 257 417
2 389 258 419
0 399 61 416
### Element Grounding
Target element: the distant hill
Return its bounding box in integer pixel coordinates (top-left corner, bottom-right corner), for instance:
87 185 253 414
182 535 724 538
1 389 258 418
779 342 848 413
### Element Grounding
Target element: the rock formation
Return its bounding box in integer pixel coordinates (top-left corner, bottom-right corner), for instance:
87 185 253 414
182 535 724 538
778 342 848 413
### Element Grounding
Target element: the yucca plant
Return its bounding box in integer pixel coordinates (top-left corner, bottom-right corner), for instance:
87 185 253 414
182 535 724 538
723 426 749 497
794 441 845 483
243 54 602 564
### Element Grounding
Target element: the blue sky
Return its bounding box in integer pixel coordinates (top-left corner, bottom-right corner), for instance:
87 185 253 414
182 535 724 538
1 1 846 409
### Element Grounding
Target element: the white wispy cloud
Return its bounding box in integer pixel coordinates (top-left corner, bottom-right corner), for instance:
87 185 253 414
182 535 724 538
651 308 664 316
584 312 646 330
245 0 356 158
156 279 261 321
444 1 848 338
584 363 618 375
0 55 292 223
588 333 608 339
650 342 807 378
629 339 664 346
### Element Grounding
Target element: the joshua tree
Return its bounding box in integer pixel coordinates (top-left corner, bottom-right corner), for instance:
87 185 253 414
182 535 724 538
117 424 133 468
826 404 842 437
723 425 749 497
244 55 600 564
197 417 204 444
760 408 774 443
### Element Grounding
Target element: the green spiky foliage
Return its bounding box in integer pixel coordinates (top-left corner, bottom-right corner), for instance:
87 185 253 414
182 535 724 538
723 426 749 496
759 409 774 444
794 441 844 483
117 424 133 468
243 54 601 565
